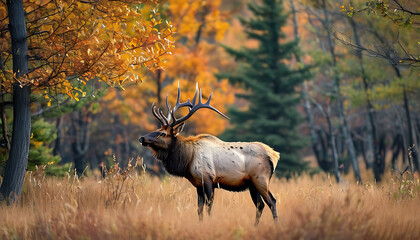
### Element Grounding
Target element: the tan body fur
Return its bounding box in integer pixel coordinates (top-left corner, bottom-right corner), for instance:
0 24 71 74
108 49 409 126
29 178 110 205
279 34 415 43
184 135 279 191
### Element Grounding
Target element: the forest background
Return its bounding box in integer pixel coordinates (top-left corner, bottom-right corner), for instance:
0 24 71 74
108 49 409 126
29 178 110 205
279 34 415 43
0 0 419 198
0 0 420 239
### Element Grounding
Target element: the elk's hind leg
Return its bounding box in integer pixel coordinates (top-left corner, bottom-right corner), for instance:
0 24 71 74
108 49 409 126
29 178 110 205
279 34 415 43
249 185 265 226
252 177 278 221
267 190 278 220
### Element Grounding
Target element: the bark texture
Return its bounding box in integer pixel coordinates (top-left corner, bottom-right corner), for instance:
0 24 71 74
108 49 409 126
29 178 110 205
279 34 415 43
0 85 31 203
0 0 31 204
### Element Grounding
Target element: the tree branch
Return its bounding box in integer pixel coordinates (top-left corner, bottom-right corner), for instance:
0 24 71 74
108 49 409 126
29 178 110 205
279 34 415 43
392 0 420 16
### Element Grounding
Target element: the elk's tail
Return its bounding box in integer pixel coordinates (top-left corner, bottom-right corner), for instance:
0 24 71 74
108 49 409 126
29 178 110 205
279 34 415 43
261 144 280 175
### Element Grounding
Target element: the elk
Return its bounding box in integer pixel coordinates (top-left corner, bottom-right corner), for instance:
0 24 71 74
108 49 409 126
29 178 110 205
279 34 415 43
139 84 279 225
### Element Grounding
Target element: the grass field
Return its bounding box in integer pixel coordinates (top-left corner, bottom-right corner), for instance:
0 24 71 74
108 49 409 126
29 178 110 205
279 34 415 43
1 165 420 240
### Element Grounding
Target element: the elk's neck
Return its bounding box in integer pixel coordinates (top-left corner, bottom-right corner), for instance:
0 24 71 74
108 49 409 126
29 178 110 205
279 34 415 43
156 137 194 177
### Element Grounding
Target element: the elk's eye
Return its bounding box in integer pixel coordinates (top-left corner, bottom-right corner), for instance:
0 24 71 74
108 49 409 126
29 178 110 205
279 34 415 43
158 132 167 138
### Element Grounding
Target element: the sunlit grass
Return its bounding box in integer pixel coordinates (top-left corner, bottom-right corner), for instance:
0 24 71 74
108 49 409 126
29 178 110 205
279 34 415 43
1 164 420 239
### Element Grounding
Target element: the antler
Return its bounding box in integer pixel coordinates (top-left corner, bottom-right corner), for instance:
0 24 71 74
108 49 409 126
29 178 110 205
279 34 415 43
152 99 171 127
169 83 230 127
151 82 229 127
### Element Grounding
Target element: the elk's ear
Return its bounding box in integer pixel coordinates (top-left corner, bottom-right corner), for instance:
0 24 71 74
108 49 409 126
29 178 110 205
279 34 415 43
173 122 185 137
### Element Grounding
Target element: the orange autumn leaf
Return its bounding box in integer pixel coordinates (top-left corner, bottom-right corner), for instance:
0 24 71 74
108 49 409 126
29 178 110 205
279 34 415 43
0 0 175 100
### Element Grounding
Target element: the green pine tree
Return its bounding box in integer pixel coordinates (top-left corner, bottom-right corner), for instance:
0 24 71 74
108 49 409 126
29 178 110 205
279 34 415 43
28 118 69 176
218 0 311 178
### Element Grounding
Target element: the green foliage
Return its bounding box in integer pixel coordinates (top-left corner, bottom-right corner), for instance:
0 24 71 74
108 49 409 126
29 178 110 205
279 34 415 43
42 81 106 119
217 0 312 178
27 118 70 176
0 116 69 178
343 1 414 27
31 118 57 144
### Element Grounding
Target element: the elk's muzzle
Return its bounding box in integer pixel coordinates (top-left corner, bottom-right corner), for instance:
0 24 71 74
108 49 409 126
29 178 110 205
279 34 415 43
139 136 148 146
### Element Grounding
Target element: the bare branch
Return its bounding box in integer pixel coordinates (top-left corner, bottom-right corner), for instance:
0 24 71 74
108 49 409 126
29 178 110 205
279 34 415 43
392 0 420 16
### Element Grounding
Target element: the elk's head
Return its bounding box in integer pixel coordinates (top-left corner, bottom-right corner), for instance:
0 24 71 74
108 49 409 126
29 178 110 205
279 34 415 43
139 83 229 152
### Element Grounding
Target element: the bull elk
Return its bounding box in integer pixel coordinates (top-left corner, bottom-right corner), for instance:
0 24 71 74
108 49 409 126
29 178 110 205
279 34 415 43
139 83 279 225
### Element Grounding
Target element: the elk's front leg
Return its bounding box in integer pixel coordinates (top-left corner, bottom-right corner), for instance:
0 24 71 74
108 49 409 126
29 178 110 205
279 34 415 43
203 182 214 216
196 187 205 221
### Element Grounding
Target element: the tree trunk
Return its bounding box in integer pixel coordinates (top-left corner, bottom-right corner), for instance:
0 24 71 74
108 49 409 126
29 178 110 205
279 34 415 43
314 101 341 183
289 0 331 171
320 0 361 183
391 134 402 170
349 0 378 174
0 0 30 204
338 100 362 183
364 118 374 169
156 69 162 106
392 65 417 172
393 104 411 174
359 138 370 169
416 119 420 148
0 85 31 203
326 109 341 183
378 133 387 175
73 153 86 176
288 0 299 40
0 57 10 151
0 95 10 150
352 129 369 170
409 146 418 176
348 16 380 182
71 110 91 176
123 128 130 165
53 116 63 156
403 87 418 171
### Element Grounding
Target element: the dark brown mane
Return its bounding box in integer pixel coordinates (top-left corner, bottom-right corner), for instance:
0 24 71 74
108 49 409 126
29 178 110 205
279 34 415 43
154 136 195 177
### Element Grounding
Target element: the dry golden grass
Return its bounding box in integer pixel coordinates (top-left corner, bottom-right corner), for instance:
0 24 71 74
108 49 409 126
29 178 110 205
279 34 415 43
1 166 420 240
